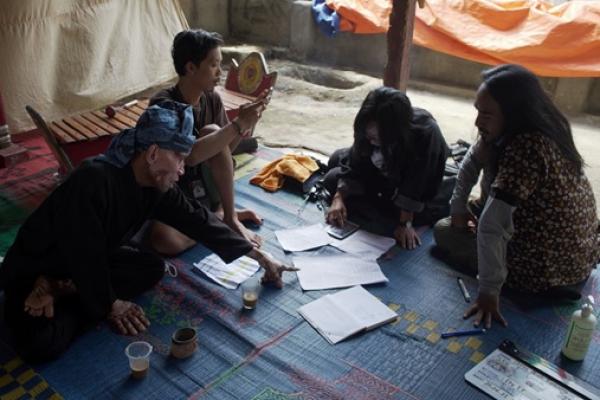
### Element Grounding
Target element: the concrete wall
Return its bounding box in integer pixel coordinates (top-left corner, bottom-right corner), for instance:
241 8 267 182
187 0 600 116
229 0 294 47
179 0 229 36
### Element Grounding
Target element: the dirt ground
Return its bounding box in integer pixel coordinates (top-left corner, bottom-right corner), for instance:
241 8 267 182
252 58 600 209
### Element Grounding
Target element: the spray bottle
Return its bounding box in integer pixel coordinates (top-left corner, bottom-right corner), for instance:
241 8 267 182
562 296 597 361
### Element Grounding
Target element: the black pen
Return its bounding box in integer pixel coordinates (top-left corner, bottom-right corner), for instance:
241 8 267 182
457 277 471 303
441 328 485 339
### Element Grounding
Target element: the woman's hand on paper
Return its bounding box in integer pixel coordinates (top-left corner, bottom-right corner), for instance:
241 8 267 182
326 192 347 227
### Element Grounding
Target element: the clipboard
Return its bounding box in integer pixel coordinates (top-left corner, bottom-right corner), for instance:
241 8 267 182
465 340 600 400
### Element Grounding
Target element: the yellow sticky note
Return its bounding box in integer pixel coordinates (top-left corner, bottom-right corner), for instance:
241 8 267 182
470 351 486 363
447 341 462 353
406 323 419 334
403 311 418 322
422 320 438 331
426 332 441 343
465 337 482 350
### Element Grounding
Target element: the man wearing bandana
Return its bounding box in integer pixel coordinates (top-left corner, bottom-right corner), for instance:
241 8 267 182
0 101 294 362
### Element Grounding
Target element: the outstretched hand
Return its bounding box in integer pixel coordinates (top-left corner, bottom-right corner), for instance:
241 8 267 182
463 292 508 329
109 299 150 336
254 251 299 288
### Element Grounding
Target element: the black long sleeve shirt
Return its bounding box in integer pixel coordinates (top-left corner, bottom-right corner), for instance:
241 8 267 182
1 159 252 320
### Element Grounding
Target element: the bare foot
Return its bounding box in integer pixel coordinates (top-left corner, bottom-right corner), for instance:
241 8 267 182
24 276 76 318
227 217 263 247
236 208 263 225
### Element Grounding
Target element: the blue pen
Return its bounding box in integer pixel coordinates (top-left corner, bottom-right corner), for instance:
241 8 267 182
441 328 486 339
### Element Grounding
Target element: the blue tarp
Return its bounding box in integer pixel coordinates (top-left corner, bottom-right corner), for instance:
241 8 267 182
1 147 599 399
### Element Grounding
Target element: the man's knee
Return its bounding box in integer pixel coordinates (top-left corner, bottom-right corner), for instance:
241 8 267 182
150 222 195 257
433 217 453 248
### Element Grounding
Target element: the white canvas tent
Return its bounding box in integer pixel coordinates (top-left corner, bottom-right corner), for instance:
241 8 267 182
0 0 188 134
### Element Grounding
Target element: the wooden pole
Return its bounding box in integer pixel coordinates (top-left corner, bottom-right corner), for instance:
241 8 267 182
383 0 417 92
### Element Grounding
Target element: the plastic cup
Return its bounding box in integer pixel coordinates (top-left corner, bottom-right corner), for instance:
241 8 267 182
125 341 153 379
241 276 261 310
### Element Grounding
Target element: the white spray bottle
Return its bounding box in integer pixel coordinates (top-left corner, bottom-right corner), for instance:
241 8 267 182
562 296 597 361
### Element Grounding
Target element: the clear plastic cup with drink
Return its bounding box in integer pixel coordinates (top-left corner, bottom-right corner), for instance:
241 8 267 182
125 341 153 379
241 275 261 310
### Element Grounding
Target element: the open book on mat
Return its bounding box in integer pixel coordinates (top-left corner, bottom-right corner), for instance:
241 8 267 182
298 285 398 344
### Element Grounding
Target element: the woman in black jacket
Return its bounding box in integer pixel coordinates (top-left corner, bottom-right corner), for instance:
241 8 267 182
323 87 449 249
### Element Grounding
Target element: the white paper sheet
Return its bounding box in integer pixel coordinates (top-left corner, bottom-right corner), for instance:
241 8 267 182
298 286 397 344
293 254 388 290
275 223 332 252
330 229 395 260
193 254 261 289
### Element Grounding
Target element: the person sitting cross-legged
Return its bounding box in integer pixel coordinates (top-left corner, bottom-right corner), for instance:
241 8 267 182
148 29 269 255
322 87 449 249
0 101 294 362
459 64 599 329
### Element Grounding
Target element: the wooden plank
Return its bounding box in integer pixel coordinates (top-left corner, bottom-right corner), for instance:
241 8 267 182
63 117 99 140
138 98 150 108
121 109 142 123
49 123 76 144
53 120 87 142
112 112 138 128
91 111 129 131
126 105 144 117
80 112 120 135
383 0 416 91
72 115 110 137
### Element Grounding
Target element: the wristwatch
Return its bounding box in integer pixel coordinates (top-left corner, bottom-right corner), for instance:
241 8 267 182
398 220 413 229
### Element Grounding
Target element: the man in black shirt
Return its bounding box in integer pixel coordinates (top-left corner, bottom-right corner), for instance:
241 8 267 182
0 101 293 362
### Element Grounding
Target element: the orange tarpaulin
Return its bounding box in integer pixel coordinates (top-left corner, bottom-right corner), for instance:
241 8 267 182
325 0 600 77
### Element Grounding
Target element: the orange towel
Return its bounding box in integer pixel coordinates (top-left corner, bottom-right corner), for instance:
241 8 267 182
326 0 600 77
250 154 319 192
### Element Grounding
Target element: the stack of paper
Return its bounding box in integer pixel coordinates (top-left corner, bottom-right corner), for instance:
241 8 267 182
193 254 260 289
274 224 331 252
298 286 397 344
330 229 395 260
293 254 388 290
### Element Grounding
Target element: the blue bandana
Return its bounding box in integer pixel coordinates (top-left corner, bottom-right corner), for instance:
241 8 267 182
98 101 195 167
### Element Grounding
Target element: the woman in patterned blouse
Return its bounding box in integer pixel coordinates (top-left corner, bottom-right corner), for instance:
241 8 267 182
463 64 599 329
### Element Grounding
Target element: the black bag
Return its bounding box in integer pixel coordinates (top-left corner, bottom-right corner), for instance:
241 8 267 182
281 157 329 196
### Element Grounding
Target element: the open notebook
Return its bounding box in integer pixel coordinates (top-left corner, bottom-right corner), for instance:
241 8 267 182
298 286 398 344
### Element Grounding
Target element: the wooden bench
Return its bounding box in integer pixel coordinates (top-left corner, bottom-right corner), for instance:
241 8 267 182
26 52 277 175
